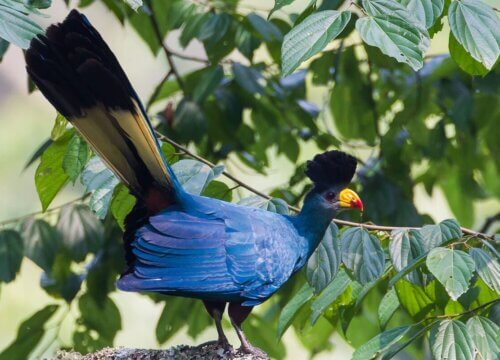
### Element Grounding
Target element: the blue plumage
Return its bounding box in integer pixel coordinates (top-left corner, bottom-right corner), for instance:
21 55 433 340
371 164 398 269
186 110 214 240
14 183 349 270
117 195 310 306
26 10 363 354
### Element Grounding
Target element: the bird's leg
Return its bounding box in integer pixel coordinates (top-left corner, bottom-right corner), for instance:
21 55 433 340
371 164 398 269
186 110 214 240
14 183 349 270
228 302 268 358
202 300 231 350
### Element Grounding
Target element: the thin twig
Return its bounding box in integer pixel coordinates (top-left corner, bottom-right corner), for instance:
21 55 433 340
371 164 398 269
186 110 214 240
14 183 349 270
146 0 185 91
146 69 173 111
0 195 88 226
480 212 500 233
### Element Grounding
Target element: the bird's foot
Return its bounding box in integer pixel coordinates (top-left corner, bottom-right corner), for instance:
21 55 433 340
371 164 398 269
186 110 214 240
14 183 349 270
237 344 268 359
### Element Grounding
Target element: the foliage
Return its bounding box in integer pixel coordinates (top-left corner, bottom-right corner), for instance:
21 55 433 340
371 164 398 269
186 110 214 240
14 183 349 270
0 0 498 359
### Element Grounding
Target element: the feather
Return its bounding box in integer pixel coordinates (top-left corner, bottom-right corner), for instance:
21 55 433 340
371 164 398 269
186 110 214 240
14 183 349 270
25 10 180 206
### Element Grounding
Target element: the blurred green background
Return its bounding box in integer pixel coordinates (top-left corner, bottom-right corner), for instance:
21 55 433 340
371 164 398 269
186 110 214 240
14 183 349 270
0 0 498 358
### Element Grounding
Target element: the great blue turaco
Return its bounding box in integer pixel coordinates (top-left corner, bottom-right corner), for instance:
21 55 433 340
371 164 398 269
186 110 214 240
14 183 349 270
25 10 363 356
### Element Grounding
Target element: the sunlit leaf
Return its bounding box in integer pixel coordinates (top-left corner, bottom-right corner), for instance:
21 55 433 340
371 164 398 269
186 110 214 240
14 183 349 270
356 14 429 70
394 279 434 320
310 269 350 325
171 159 223 195
62 134 90 183
419 219 462 251
352 325 411 360
281 10 351 76
466 316 500 360
35 131 72 211
110 184 136 230
469 248 500 293
389 228 425 284
0 3 43 49
430 320 475 360
341 227 385 284
426 247 475 300
448 0 499 69
277 283 313 338
378 287 399 329
307 222 340 294
81 156 119 219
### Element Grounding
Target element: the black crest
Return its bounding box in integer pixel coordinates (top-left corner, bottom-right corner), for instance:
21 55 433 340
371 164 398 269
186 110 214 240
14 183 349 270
305 150 357 189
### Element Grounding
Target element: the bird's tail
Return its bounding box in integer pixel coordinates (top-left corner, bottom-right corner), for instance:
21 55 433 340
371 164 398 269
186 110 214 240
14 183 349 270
25 10 180 210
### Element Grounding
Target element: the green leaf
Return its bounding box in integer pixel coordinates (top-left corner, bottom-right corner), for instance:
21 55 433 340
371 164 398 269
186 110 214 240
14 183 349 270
269 0 295 18
0 304 59 360
341 227 385 284
388 251 427 287
419 219 462 251
62 134 90 182
281 10 351 76
247 13 283 42
449 32 489 76
307 222 340 294
0 229 23 283
57 204 104 262
0 38 8 61
35 131 72 211
394 279 434 320
378 287 399 329
190 65 224 104
154 79 180 104
198 13 231 43
156 297 191 343
448 0 499 70
362 0 423 30
78 293 121 340
110 184 136 230
179 12 209 48
277 283 313 338
399 0 444 28
389 229 425 284
469 248 500 293
21 218 60 271
381 321 438 360
81 156 119 219
186 300 212 339
238 196 289 215
233 62 265 95
244 314 287 359
355 14 429 70
0 3 43 49
310 268 350 325
430 320 475 360
352 325 411 360
202 180 232 202
124 0 142 10
466 316 500 360
426 247 475 300
173 99 206 142
50 113 68 141
40 253 82 302
171 159 222 195
329 47 376 143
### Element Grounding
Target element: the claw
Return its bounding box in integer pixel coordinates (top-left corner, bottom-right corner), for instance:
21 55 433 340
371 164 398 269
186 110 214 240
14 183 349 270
237 344 268 359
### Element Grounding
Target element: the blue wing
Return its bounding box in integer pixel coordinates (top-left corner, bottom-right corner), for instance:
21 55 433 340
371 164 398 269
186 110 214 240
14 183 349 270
117 198 307 305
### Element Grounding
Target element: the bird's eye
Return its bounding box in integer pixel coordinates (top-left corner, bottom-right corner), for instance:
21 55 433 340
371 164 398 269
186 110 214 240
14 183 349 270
325 192 336 201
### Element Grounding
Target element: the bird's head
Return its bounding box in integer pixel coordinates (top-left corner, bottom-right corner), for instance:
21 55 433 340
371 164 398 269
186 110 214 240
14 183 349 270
304 150 363 213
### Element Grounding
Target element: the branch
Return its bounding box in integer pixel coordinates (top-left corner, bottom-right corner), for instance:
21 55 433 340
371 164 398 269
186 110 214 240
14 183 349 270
0 195 88 227
146 0 185 92
155 132 495 241
480 212 500 233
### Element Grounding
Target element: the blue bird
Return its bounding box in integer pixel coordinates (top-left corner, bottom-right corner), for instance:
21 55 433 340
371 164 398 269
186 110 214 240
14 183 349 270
25 10 363 356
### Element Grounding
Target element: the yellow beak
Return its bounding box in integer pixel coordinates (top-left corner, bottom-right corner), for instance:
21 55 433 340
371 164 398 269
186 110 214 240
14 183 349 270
339 189 363 211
